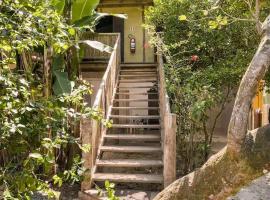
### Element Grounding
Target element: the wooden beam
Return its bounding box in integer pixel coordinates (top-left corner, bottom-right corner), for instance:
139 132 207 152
163 114 177 187
99 0 153 8
80 119 92 191
142 5 146 63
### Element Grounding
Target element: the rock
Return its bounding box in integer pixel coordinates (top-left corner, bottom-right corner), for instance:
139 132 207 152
227 172 270 200
126 192 149 200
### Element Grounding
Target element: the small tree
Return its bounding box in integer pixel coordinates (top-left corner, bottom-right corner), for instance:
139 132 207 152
149 1 270 199
145 0 263 173
0 0 110 198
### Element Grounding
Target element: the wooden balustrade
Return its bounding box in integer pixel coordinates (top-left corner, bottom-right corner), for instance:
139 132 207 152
81 33 119 60
157 54 177 187
81 33 121 191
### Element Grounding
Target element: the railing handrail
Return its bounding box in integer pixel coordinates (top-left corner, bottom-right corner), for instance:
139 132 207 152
157 48 177 188
157 54 171 114
91 33 120 36
81 33 121 191
93 33 120 109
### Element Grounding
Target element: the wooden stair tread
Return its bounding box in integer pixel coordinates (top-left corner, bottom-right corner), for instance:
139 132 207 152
114 99 159 102
112 107 159 110
112 124 161 129
116 92 158 95
120 70 157 73
119 72 157 74
110 115 160 119
121 63 157 67
100 145 162 153
118 86 159 89
96 159 163 167
119 75 157 77
104 134 161 140
92 173 163 183
119 79 157 83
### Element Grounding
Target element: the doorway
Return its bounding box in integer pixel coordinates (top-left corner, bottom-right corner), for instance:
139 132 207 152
96 16 125 62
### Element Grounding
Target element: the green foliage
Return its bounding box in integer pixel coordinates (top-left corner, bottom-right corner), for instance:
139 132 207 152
104 181 119 200
0 0 112 199
72 0 100 23
51 0 66 14
96 181 119 200
145 0 269 173
53 71 73 95
0 0 74 54
0 67 99 199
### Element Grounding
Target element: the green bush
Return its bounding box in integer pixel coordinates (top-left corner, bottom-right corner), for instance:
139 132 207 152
145 0 270 174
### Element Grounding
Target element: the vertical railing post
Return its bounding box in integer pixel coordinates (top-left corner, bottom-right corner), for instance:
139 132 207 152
80 118 92 191
91 118 99 166
163 113 177 187
81 33 121 192
157 52 177 188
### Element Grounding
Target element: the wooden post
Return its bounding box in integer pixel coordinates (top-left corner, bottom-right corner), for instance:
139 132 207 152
163 113 177 187
91 119 99 167
81 118 92 191
80 33 121 192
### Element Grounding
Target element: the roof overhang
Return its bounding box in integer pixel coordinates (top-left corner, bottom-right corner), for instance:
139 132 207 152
98 0 153 8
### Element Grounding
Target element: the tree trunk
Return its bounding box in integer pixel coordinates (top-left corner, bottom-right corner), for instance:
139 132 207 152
227 15 270 155
154 124 270 200
43 47 52 99
154 15 270 200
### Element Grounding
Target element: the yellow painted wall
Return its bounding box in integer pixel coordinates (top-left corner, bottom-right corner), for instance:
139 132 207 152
98 6 155 63
144 6 155 63
251 81 264 129
253 92 263 111
252 81 264 111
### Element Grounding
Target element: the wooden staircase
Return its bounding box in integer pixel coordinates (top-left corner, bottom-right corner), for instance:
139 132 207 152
91 63 164 187
79 34 176 200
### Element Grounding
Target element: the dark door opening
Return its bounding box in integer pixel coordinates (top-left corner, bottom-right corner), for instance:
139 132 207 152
96 16 125 63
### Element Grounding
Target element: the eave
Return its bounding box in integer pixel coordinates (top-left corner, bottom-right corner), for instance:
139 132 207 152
98 0 153 8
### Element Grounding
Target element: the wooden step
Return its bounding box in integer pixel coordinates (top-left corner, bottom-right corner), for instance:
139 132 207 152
120 70 157 73
104 134 161 141
96 159 163 167
116 92 158 95
92 173 163 184
118 79 157 83
112 124 161 129
112 107 159 110
118 86 159 89
119 75 157 78
100 145 162 153
110 115 160 119
114 99 159 102
81 189 159 200
121 63 157 67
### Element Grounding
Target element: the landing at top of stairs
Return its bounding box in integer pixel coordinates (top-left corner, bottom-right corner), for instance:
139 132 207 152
79 189 159 200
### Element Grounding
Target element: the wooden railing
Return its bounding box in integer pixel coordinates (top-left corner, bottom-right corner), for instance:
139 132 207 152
81 33 121 191
81 33 119 60
157 54 177 187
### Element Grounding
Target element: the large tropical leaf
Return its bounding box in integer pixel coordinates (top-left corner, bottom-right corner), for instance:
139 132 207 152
95 13 128 22
73 12 127 28
52 54 65 71
51 0 65 14
53 71 72 95
73 14 96 28
80 40 113 53
72 0 100 23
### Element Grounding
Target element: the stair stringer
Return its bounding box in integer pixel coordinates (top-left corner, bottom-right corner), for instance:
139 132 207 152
89 73 120 187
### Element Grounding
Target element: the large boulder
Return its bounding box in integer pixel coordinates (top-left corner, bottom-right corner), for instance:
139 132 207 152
154 125 270 200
